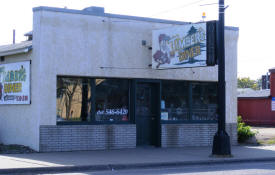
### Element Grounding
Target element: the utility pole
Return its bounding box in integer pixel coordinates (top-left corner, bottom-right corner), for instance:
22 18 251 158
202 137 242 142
212 0 231 156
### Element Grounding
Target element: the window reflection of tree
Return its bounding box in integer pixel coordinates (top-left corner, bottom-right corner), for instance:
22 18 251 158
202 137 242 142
57 78 80 120
57 78 90 121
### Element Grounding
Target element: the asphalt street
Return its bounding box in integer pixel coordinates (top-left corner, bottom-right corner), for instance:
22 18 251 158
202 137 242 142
41 161 275 175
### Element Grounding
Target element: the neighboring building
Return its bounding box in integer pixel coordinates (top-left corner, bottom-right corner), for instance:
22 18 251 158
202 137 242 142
238 68 275 126
0 6 239 152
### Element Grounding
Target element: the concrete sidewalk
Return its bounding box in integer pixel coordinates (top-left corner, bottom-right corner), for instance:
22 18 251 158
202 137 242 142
1 145 275 174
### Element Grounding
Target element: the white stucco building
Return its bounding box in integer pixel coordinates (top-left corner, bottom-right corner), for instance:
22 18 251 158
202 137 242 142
0 6 238 152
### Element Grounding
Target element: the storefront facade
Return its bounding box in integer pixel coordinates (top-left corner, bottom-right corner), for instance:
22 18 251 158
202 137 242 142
0 6 238 152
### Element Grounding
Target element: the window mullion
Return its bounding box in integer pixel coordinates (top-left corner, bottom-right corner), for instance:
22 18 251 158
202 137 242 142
90 79 96 123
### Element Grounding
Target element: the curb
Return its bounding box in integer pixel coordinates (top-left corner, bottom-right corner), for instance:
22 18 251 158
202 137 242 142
1 157 275 174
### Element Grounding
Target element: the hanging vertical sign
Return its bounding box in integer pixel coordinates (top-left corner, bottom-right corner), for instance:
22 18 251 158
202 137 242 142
152 21 217 69
272 97 275 111
0 61 30 104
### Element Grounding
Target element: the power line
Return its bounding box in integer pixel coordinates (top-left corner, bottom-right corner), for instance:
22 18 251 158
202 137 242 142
200 2 218 6
149 0 211 17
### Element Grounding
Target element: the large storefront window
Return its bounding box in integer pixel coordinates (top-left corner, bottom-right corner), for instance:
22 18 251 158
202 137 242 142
161 81 218 122
95 79 129 122
161 81 189 121
57 77 129 123
191 82 218 121
57 77 217 124
56 77 91 122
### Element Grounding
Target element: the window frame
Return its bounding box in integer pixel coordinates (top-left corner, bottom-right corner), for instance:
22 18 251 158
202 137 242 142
57 76 133 125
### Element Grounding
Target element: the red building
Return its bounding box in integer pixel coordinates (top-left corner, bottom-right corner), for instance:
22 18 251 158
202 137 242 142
238 68 275 126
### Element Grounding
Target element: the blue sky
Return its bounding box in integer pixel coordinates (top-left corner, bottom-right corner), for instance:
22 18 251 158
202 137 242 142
0 0 274 80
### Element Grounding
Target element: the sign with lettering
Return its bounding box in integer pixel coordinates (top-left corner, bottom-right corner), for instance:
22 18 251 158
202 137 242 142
0 61 30 104
152 22 216 69
96 108 128 116
272 97 275 111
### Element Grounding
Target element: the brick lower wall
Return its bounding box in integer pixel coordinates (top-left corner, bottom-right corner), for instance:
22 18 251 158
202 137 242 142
161 123 237 147
40 124 136 152
40 123 237 152
226 123 238 145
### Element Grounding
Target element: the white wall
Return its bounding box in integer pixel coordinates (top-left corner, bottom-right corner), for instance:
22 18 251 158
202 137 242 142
0 52 41 151
225 29 239 123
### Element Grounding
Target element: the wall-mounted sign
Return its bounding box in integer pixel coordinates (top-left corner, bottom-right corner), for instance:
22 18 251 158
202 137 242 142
272 97 275 111
152 21 217 69
0 61 30 104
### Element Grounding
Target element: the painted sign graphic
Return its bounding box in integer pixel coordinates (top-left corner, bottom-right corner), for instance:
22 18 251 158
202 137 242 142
152 23 207 69
0 61 30 104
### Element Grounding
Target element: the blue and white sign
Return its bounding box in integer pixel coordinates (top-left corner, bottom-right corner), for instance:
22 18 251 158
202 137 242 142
272 97 275 111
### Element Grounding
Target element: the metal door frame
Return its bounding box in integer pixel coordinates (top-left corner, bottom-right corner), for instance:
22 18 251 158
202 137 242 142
134 79 161 147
